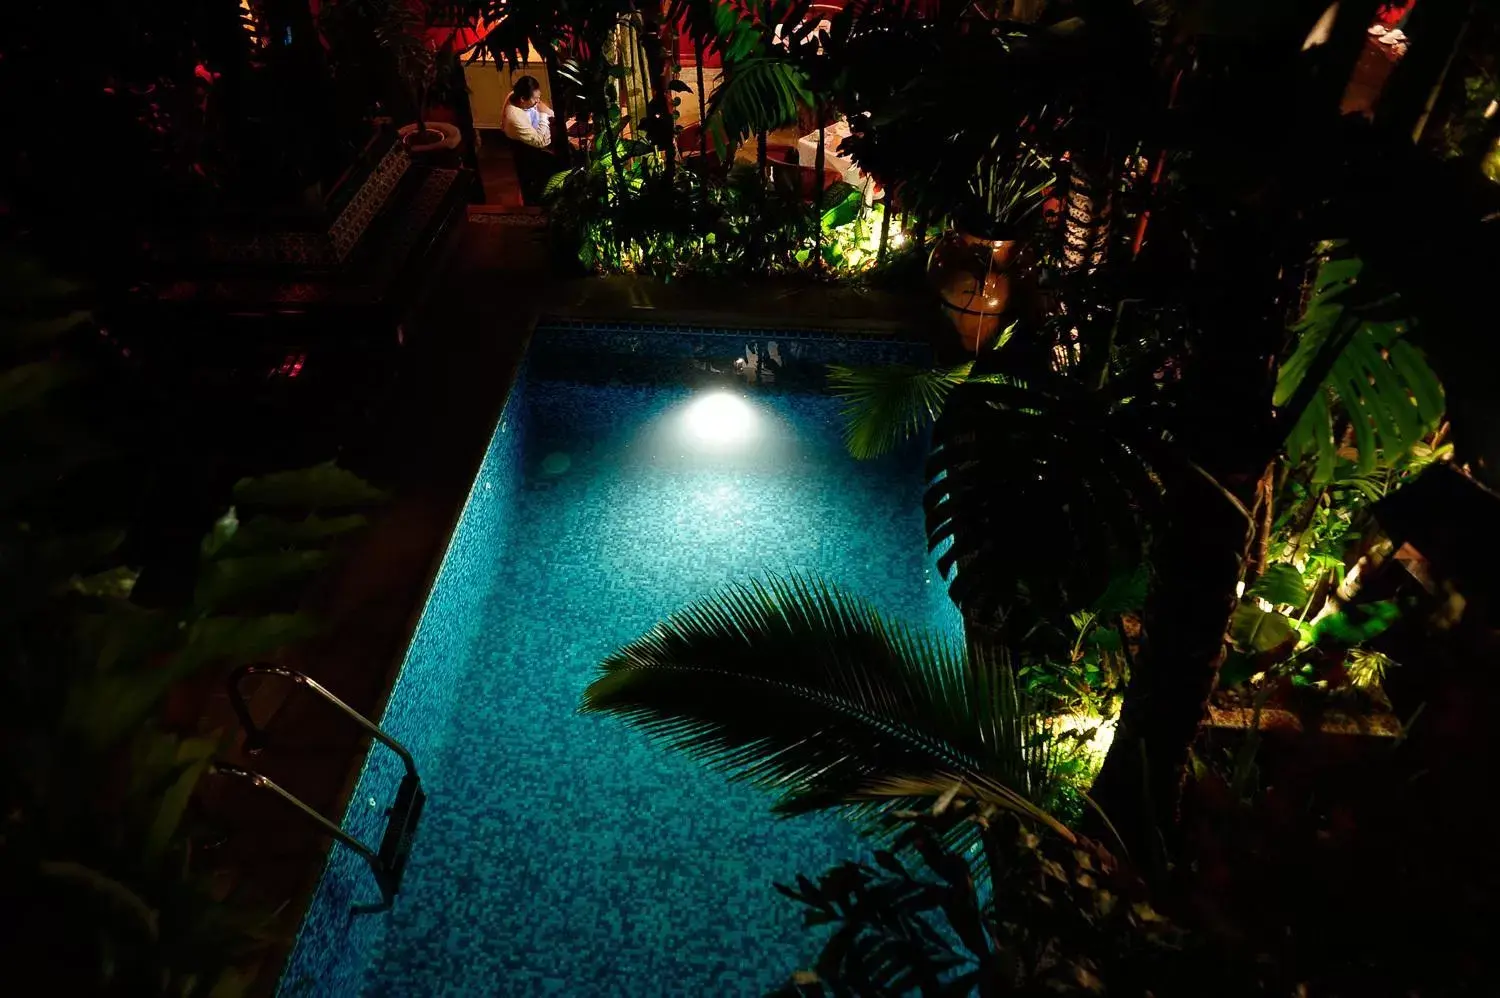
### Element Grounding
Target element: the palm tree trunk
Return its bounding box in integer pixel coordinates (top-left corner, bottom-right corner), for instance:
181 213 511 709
877 191 892 265
1089 473 1255 875
1062 153 1112 275
694 41 708 157
757 129 768 175
634 0 677 183
813 120 826 272
1090 231 1292 873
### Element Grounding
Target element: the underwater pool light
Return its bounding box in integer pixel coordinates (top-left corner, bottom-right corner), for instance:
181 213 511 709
685 392 757 444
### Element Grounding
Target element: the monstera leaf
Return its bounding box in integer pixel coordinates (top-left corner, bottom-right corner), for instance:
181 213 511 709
1276 251 1444 483
924 372 1172 646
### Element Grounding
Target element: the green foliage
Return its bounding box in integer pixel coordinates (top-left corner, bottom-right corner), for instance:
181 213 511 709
232 462 390 508
548 147 905 280
2 246 381 994
582 573 1062 826
1246 564 1308 610
964 142 1056 238
1228 603 1298 656
1309 599 1402 647
774 808 1196 997
827 362 973 460
707 56 814 151
925 371 1171 650
1277 251 1445 483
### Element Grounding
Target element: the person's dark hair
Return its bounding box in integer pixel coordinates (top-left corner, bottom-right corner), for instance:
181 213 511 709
511 76 542 102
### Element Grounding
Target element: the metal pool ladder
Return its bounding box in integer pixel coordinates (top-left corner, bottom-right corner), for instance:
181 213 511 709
215 664 426 912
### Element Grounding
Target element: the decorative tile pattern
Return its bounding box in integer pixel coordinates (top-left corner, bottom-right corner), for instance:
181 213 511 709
201 144 411 267
366 169 461 285
330 146 412 262
467 211 549 228
281 327 959 997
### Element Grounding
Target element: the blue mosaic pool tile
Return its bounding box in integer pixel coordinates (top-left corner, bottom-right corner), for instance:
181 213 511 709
281 326 962 997
278 373 530 997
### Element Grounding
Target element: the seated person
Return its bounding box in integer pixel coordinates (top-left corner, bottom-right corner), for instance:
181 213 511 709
503 75 555 151
502 75 562 205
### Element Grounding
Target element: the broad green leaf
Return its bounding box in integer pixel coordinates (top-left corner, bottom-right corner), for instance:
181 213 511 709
70 565 140 599
1228 603 1297 655
2 528 126 614
543 169 573 198
1311 599 1402 647
145 737 219 861
201 507 240 559
1277 252 1443 483
66 614 319 746
76 600 172 672
193 551 328 612
1218 649 1258 688
220 513 368 555
1247 564 1308 610
0 361 74 417
819 182 862 231
0 308 91 351
1092 564 1148 615
232 462 387 509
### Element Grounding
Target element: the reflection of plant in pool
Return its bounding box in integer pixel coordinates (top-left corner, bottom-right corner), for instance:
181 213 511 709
581 573 1076 837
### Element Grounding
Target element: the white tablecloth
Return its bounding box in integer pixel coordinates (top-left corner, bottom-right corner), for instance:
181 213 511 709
795 121 864 188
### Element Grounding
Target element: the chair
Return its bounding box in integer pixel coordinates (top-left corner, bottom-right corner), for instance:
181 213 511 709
676 122 709 157
505 136 565 207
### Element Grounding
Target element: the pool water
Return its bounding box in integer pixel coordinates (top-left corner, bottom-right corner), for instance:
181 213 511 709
282 326 962 997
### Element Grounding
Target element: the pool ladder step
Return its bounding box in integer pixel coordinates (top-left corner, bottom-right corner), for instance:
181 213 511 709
214 664 425 912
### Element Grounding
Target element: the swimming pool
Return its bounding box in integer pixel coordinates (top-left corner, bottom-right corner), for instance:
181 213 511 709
281 323 962 996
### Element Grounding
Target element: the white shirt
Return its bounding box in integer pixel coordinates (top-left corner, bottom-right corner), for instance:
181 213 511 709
503 98 553 149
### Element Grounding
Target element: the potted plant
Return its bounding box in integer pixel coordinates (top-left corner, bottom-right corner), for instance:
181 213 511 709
928 143 1054 353
363 0 463 155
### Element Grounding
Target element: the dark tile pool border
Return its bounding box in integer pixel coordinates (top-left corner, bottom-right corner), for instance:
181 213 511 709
531 319 934 370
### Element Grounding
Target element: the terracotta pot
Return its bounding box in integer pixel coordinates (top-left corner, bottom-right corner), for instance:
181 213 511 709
927 230 1024 353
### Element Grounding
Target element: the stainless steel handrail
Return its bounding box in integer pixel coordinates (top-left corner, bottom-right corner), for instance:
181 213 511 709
226 663 417 780
220 664 426 911
211 763 379 865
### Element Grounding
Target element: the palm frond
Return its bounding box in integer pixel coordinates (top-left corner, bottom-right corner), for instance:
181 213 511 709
581 573 1055 821
828 363 973 460
855 771 1075 842
706 56 813 150
924 374 1171 647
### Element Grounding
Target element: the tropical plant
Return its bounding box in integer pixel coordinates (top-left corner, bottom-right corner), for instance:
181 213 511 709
1275 247 1446 484
333 0 470 145
770 803 1225 998
581 573 1071 835
960 141 1056 239
826 362 978 461
2 244 385 995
